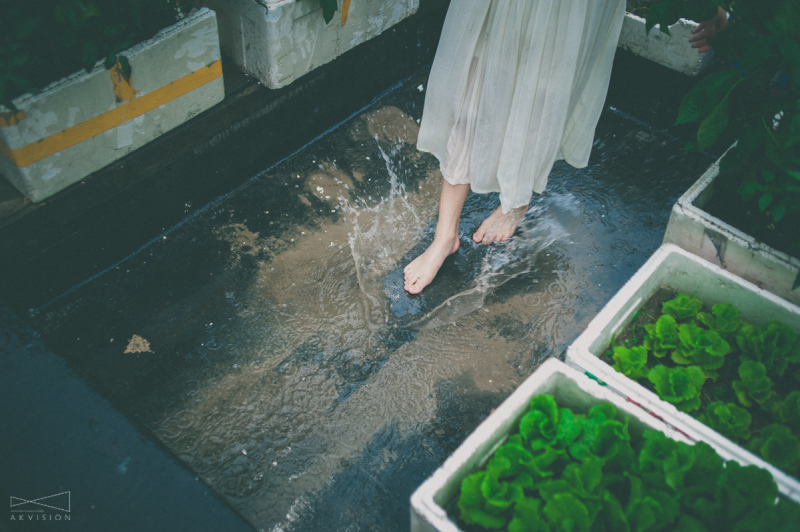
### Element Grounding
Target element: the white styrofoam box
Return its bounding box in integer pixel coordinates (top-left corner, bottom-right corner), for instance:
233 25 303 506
617 12 713 76
199 0 419 89
663 148 800 306
565 243 800 501
0 8 224 203
410 358 689 532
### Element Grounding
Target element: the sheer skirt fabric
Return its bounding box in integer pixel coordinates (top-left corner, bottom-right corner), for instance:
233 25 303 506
417 0 626 212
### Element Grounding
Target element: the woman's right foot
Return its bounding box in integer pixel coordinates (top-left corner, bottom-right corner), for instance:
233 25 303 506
472 205 528 244
403 234 460 294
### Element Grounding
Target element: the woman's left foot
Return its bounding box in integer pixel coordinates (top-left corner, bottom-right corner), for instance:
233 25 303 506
472 205 528 244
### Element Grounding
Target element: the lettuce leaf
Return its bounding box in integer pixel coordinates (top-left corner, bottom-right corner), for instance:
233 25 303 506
612 345 649 380
662 292 703 321
671 323 730 375
647 365 706 412
698 401 752 443
644 314 679 358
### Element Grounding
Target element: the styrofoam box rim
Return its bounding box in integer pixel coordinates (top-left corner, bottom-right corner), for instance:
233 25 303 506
672 144 800 268
410 357 688 532
565 243 800 501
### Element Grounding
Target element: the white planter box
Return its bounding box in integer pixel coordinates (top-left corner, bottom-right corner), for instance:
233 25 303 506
618 12 712 76
663 149 800 306
0 8 224 203
565 243 800 501
410 358 690 532
199 0 419 89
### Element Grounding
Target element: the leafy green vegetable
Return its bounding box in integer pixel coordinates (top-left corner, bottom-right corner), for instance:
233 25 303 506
612 345 649 379
643 314 679 358
779 390 800 428
456 393 800 531
698 401 752 442
661 292 703 321
736 320 800 376
750 424 800 474
647 365 706 412
671 323 730 375
696 303 741 340
732 359 776 408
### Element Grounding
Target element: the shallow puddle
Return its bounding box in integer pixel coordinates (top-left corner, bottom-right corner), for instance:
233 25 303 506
30 68 715 530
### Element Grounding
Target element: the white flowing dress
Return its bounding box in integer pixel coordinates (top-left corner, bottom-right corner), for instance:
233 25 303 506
417 0 626 212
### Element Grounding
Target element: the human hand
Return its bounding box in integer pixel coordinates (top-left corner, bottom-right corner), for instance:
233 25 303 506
688 6 728 53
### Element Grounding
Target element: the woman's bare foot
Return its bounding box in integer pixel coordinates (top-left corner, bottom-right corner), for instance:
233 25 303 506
403 234 460 294
472 205 528 244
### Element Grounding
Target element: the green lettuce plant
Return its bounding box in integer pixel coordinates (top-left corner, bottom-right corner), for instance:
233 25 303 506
698 401 752 442
455 393 800 531
647 364 706 412
612 345 649 379
661 292 703 321
604 290 800 478
749 424 800 473
643 314 679 358
671 323 730 375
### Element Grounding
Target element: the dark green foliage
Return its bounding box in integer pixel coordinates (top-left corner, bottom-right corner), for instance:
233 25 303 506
749 424 800 473
319 0 338 24
455 393 799 531
699 401 752 442
0 0 183 110
645 0 800 242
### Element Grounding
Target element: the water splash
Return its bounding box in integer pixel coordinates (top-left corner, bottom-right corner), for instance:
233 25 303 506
406 194 581 329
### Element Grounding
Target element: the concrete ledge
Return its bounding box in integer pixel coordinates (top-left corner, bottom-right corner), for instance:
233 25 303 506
0 8 224 203
618 12 712 76
663 148 800 306
200 0 420 88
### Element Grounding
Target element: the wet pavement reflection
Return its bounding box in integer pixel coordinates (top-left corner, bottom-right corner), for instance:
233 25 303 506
26 63 716 530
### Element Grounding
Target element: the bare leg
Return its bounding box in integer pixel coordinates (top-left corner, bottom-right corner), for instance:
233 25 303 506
472 204 528 244
404 180 470 294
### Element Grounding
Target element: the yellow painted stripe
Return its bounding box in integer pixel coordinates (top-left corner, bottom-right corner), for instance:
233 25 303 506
341 0 351 26
0 59 223 168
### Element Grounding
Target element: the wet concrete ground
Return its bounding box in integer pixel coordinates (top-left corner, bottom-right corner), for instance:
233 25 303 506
1 23 723 532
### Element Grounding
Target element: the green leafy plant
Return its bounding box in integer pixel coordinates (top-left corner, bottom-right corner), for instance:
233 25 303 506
0 0 185 111
644 0 800 286
699 401 752 442
661 291 703 321
612 345 649 379
603 290 800 478
647 364 706 411
455 393 800 531
749 424 800 473
736 320 800 376
643 314 679 358
671 323 731 375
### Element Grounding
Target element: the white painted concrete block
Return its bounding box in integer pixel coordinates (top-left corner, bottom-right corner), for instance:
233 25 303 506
199 0 420 89
663 148 800 305
618 12 713 76
410 358 689 532
0 9 224 203
565 244 800 501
